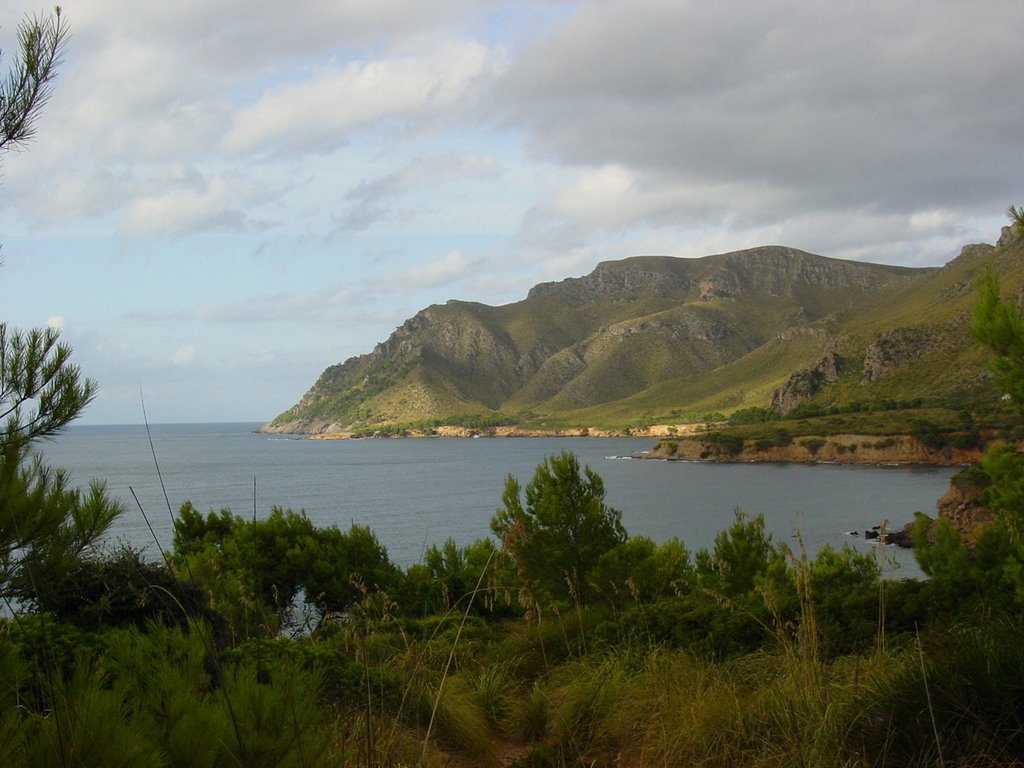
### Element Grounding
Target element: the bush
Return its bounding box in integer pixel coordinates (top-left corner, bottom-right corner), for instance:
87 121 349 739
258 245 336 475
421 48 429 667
27 546 213 633
789 402 827 419
911 419 949 450
949 428 982 450
800 437 827 455
728 407 778 426
701 432 745 455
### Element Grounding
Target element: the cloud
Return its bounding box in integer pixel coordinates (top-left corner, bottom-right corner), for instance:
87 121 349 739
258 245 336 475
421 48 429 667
170 344 196 366
0 2 506 229
222 42 499 155
499 0 1024 234
338 152 501 231
121 176 248 237
186 285 386 325
68 0 506 71
47 316 65 330
376 250 478 290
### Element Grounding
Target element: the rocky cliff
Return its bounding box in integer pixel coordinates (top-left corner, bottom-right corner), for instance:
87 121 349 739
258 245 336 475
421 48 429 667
649 433 980 466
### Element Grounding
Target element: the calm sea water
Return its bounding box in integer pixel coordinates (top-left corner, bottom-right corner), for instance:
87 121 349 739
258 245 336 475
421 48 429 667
38 423 956 576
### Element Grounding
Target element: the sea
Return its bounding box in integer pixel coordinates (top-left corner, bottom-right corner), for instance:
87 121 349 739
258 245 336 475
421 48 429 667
37 422 958 578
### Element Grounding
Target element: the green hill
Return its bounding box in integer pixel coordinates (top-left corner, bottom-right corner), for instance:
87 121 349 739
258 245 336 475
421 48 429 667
264 229 1024 434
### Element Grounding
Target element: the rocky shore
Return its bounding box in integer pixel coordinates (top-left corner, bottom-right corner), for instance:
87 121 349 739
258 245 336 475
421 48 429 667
648 433 981 467
285 424 979 469
299 423 708 440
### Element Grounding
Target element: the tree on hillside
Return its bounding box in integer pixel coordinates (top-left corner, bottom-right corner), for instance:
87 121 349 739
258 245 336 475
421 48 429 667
0 9 121 605
491 451 626 605
972 268 1024 410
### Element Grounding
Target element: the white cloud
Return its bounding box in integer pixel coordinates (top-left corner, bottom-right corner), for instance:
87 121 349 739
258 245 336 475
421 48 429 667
171 344 196 366
385 250 477 290
47 315 65 330
222 42 498 155
553 165 638 228
121 177 247 236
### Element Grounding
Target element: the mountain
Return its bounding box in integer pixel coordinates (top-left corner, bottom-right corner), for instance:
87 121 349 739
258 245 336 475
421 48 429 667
263 230 1024 435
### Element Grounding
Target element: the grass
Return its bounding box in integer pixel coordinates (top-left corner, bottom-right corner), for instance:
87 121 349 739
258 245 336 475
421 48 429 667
7 567 1024 767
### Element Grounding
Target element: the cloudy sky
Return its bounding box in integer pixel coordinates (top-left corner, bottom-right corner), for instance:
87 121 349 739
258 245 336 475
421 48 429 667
0 0 1020 425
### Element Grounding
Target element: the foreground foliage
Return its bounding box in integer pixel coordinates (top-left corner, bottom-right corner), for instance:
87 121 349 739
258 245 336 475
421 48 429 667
4 476 1024 767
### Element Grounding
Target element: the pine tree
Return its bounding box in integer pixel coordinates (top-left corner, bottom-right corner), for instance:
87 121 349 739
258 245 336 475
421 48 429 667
0 9 121 605
492 451 626 605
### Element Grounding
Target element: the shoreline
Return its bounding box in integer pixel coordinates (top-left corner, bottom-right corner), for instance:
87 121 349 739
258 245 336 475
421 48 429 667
648 432 980 467
262 425 979 468
267 422 708 440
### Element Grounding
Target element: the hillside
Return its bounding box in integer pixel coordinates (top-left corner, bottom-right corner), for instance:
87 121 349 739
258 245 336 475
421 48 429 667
263 230 1024 435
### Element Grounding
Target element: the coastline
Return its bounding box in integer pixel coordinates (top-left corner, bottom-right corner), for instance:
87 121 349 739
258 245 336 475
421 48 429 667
284 423 709 440
648 432 981 467
262 423 980 468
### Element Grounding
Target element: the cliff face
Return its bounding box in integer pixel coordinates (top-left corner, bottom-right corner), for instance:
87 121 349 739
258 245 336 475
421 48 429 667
769 350 844 414
263 240 1013 434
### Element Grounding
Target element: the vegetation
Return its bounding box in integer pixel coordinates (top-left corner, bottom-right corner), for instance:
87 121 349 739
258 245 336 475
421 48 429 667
973 267 1024 408
0 7 66 153
492 451 626 606
6 444 1024 766
1009 204 1024 236
7 15 1024 762
0 9 120 612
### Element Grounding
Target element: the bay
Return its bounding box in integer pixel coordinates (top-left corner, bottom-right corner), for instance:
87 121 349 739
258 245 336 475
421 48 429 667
39 422 956 577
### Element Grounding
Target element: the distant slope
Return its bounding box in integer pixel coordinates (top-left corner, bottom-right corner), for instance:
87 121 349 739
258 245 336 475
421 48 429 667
263 233 1024 435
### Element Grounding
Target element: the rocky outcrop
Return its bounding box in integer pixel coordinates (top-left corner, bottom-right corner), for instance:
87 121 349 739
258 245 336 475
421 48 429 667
935 468 995 542
769 350 844 414
650 433 980 466
861 327 937 383
527 260 693 301
696 246 926 302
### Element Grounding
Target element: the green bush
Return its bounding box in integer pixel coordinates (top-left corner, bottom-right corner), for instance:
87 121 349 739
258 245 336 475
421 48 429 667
911 419 949 450
800 437 827 455
728 407 779 426
701 432 745 455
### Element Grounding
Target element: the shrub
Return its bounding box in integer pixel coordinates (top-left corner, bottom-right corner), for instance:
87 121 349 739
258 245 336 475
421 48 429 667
789 402 827 419
728 407 778 426
949 428 982 450
27 546 212 633
701 432 745 455
800 437 827 455
911 419 949 450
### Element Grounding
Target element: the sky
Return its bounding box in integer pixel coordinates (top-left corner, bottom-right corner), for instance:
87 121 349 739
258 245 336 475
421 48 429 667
0 0 1021 425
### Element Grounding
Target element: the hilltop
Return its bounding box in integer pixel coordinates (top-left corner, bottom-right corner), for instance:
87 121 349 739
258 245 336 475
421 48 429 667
263 229 1024 435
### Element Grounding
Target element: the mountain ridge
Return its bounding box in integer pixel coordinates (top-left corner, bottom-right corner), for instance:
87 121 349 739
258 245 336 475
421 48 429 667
263 235 1021 435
